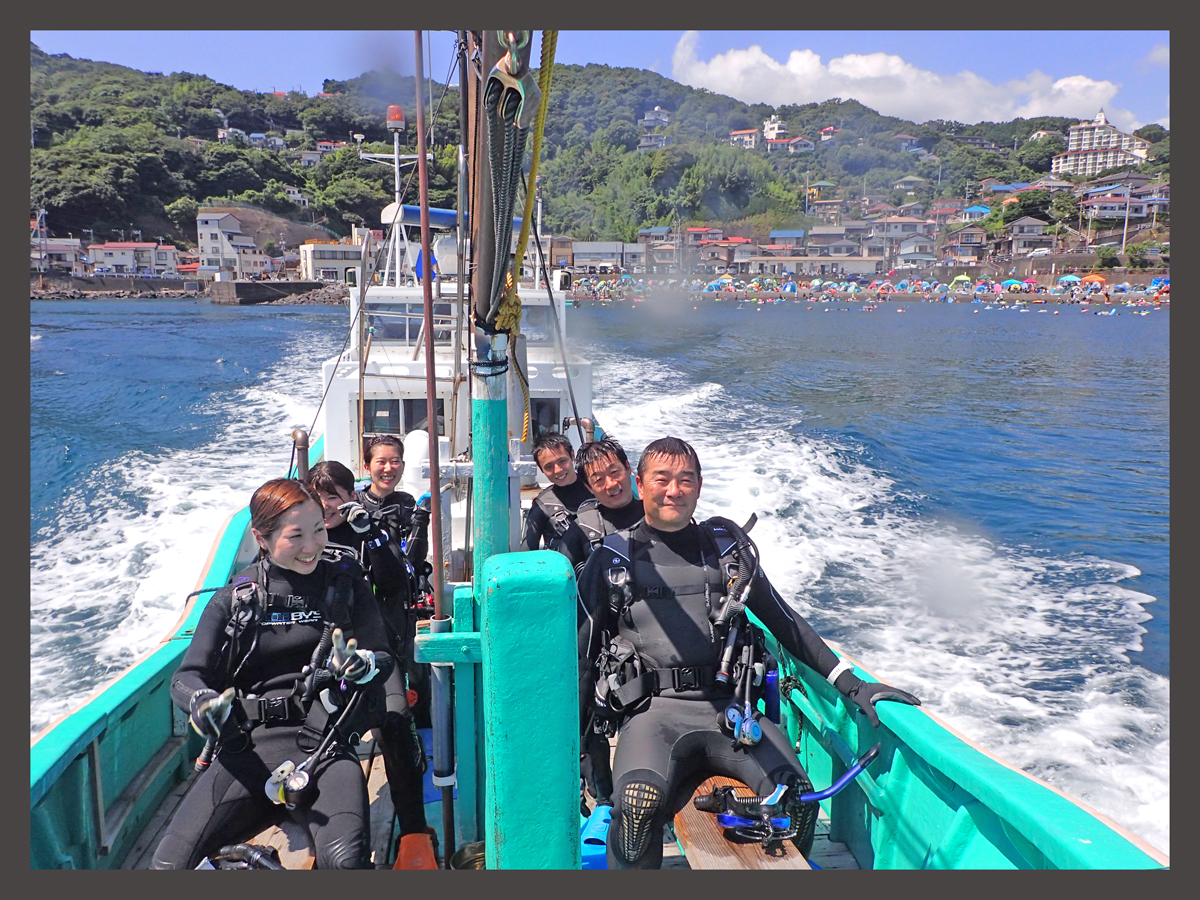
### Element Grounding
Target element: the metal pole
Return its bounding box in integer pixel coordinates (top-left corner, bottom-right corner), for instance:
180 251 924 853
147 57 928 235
450 31 469 460
415 30 454 862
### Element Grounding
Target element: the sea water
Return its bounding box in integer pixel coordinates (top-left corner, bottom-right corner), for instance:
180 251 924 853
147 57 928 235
30 296 1168 856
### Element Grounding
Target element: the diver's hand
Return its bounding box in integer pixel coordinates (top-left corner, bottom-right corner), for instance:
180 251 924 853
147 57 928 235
337 501 372 534
189 687 236 738
843 678 921 728
330 628 379 685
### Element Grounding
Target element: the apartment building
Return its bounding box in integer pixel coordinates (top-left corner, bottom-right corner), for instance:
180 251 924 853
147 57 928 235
1051 109 1150 178
195 210 270 278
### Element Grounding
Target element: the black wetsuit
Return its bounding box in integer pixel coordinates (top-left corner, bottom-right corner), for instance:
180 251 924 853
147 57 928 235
152 558 393 869
577 519 854 869
327 507 429 839
520 478 594 551
557 496 645 577
557 495 644 809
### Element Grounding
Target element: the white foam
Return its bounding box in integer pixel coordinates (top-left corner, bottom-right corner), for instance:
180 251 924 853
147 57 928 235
31 331 343 733
591 348 1169 857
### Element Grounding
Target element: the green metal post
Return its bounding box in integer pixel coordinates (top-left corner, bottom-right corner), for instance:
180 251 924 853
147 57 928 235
479 551 580 869
472 333 511 581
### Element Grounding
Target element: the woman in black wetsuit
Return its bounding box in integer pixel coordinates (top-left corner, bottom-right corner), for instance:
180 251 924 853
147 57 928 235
151 478 393 869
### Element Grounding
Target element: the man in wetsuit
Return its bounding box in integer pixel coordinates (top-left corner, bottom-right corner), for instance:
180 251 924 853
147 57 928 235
305 460 431 861
557 437 644 578
521 432 594 552
577 436 921 869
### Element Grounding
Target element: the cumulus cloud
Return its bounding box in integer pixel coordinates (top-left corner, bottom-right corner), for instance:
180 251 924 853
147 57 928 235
671 31 1143 130
1144 43 1169 67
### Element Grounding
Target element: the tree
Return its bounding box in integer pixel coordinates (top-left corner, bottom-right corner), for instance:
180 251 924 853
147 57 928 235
1015 135 1067 173
1094 245 1119 268
165 196 200 230
1134 124 1167 144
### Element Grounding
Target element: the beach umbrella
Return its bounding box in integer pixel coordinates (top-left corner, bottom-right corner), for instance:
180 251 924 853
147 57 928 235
1058 274 1081 282
783 282 797 293
1023 278 1038 284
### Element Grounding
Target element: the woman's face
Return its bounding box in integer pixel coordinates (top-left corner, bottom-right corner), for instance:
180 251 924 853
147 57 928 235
316 485 354 529
253 499 327 574
367 447 404 498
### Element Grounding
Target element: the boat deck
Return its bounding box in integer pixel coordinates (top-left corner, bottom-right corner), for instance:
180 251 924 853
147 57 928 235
126 730 857 869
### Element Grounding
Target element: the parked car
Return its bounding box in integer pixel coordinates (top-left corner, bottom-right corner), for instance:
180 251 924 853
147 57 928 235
1027 248 1052 257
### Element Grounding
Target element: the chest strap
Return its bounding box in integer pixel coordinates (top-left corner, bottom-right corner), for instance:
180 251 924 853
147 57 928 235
238 693 306 726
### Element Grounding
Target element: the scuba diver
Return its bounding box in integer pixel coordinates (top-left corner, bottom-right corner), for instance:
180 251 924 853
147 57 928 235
577 437 921 869
304 459 433 867
354 435 434 731
152 479 393 869
556 437 645 814
556 437 645 577
521 431 594 552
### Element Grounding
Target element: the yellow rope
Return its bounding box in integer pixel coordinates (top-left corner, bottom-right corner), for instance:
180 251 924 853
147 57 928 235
494 30 556 440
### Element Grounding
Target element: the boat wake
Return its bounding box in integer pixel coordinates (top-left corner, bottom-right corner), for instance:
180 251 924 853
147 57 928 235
592 353 1170 857
30 332 340 736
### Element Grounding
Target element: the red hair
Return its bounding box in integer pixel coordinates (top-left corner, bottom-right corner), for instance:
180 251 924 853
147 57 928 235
249 478 322 539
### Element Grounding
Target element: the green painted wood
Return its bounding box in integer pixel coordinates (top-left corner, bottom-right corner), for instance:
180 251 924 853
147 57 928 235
452 584 480 847
412 631 481 664
471 388 509 579
753 615 1167 870
479 551 580 869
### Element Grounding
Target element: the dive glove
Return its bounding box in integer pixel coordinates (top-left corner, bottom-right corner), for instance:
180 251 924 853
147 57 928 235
841 677 921 728
189 687 236 739
410 493 432 531
338 501 373 534
330 627 379 685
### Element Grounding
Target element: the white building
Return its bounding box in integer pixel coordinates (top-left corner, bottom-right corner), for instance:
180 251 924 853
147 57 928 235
762 115 788 141
298 229 377 282
284 185 310 207
729 128 759 149
1051 110 1150 178
195 210 270 278
31 237 87 275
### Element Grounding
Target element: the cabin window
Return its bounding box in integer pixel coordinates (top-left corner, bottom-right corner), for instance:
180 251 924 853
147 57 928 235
521 306 553 344
404 398 445 435
529 398 561 438
364 399 402 435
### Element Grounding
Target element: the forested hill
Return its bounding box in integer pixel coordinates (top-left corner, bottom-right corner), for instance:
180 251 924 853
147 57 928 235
30 42 1169 245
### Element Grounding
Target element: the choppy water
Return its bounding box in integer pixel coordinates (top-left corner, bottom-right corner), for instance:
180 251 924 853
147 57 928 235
30 296 1168 855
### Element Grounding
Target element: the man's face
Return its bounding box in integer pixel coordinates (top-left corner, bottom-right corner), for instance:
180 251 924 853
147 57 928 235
535 445 577 488
583 453 634 509
635 453 701 532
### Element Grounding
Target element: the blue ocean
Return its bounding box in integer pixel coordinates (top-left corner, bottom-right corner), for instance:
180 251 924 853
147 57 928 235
30 296 1168 854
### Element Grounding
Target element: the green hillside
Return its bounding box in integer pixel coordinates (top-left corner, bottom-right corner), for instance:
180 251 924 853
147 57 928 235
29 42 1169 245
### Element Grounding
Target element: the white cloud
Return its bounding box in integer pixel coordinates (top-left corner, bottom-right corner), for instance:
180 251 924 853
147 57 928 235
671 31 1142 130
1144 44 1169 67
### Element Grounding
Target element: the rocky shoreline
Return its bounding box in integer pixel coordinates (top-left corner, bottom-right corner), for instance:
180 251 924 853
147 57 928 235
31 284 350 305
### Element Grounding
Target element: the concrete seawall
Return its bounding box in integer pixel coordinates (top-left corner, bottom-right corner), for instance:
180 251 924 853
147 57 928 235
209 281 326 304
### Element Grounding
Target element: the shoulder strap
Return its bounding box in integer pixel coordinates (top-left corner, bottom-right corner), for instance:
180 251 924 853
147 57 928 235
575 498 607 546
534 488 574 536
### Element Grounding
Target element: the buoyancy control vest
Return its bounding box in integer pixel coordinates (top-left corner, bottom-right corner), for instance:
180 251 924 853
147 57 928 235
592 520 750 718
533 489 575 542
221 553 371 749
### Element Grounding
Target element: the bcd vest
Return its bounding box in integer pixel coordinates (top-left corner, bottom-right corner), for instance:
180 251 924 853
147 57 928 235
592 520 748 717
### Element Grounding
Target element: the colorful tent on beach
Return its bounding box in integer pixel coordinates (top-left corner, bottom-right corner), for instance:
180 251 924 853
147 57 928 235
950 274 971 283
1081 274 1106 284
1058 274 1081 282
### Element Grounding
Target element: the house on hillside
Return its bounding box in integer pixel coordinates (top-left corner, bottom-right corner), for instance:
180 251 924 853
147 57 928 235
1002 216 1053 255
729 128 759 149
941 224 988 263
767 229 806 249
893 175 927 193
195 210 270 279
897 234 937 266
787 136 814 153
762 115 788 141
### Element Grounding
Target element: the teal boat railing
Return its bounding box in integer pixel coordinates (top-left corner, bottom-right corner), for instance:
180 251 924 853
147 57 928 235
751 610 1168 870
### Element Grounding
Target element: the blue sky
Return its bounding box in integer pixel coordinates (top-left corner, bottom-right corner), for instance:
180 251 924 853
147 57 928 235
31 30 1169 130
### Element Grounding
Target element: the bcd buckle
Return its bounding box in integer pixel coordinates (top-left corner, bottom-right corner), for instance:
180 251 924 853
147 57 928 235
672 667 700 690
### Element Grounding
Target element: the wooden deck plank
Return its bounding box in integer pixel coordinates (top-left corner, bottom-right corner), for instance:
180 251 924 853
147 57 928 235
673 776 810 870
